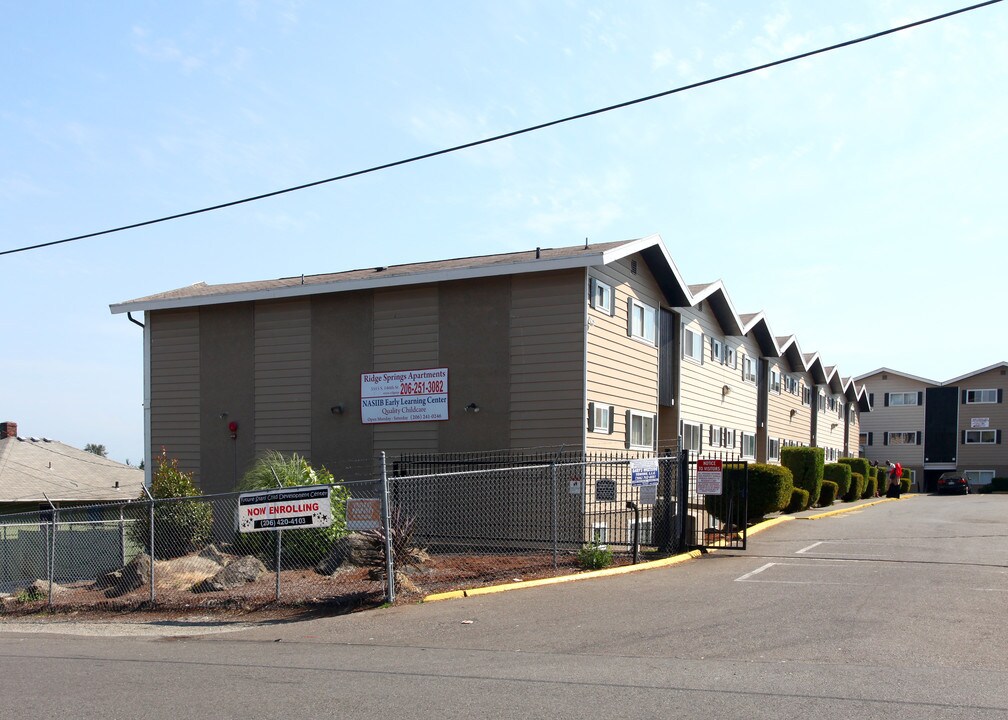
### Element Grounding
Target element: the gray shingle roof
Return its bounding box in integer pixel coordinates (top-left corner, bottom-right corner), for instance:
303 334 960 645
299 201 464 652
0 436 144 504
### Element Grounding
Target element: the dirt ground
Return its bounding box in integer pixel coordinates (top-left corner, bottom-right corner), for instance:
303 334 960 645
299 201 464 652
0 551 638 623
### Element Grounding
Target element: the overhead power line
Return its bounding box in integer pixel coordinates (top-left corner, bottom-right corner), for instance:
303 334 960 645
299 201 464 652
1 0 1001 258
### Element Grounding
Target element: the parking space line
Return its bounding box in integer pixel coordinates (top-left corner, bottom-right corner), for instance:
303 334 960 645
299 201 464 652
796 541 824 554
735 562 776 582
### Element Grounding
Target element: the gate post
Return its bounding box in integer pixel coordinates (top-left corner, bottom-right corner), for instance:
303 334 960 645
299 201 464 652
675 449 689 552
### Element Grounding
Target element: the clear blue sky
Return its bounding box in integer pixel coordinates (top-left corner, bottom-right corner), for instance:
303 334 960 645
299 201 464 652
2 1 1005 464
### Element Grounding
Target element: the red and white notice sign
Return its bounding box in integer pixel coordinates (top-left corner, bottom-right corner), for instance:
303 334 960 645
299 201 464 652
697 459 723 496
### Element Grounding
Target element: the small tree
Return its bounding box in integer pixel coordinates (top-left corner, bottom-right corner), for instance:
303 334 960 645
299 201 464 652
781 447 824 507
84 443 108 458
131 449 212 559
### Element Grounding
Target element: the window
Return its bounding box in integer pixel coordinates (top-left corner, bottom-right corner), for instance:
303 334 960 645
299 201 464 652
888 392 918 406
966 389 998 404
724 345 737 369
588 402 614 434
711 338 723 364
741 433 756 458
886 431 920 445
859 432 869 448
628 299 657 344
784 375 798 395
627 410 655 449
595 479 617 503
768 438 780 462
964 429 997 444
682 421 702 452
683 326 703 363
769 369 781 394
708 424 721 448
802 385 811 406
742 356 756 383
591 523 609 544
589 278 613 315
965 470 995 485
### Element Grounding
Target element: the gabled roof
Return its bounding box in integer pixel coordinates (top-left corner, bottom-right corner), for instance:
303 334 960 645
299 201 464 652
944 361 1008 385
852 367 938 386
803 352 828 385
0 436 144 504
688 281 743 336
740 312 780 358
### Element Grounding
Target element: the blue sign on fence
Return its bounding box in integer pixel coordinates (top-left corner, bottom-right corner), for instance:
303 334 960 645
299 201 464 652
630 459 659 487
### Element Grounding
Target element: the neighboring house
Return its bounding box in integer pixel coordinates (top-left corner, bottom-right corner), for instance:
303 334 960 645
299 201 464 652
109 235 870 494
855 363 1008 490
0 421 144 513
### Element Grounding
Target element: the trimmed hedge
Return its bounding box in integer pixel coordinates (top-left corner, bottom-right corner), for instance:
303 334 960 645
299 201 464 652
824 463 852 500
705 462 793 524
839 457 870 483
786 487 810 514
781 446 825 507
819 480 838 507
862 476 878 499
846 472 865 502
900 477 912 493
867 466 878 481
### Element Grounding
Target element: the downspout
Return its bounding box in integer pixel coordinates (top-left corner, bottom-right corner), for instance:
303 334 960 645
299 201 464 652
126 312 153 487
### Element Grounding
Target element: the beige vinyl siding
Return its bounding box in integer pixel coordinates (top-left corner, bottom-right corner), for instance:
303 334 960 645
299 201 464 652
586 257 660 453
766 362 809 458
858 373 929 467
510 270 585 450
678 306 759 455
817 389 846 461
254 299 311 455
372 286 440 453
957 367 1008 469
847 407 861 457
149 309 201 479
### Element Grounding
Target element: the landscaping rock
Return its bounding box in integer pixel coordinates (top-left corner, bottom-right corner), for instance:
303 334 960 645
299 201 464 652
95 553 151 598
197 544 230 567
315 533 382 575
192 555 267 592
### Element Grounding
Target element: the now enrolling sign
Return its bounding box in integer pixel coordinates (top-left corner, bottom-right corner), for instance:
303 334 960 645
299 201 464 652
237 485 333 533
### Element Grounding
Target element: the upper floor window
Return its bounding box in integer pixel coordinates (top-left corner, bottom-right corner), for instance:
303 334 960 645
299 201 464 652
683 326 703 364
682 421 702 452
966 389 999 404
628 299 657 345
964 429 998 444
627 409 656 450
742 356 756 383
888 431 918 445
769 369 781 394
589 278 613 315
588 402 614 434
724 345 737 369
888 392 918 406
784 375 798 395
802 385 811 406
711 338 723 364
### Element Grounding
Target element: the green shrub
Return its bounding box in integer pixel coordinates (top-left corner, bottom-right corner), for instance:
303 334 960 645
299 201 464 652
130 449 213 559
785 487 810 513
705 463 793 523
781 446 825 507
819 480 838 506
900 477 912 494
991 477 1008 492
578 542 613 570
862 476 877 499
839 457 870 483
234 451 351 568
845 472 865 502
867 466 878 481
824 463 852 500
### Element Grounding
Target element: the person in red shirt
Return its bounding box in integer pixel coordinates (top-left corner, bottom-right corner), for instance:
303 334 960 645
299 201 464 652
885 460 903 498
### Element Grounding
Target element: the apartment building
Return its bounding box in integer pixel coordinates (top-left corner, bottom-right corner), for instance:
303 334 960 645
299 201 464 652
856 363 1007 490
111 235 870 492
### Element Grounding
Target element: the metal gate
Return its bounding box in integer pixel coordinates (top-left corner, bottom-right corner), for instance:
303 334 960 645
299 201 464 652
675 450 748 551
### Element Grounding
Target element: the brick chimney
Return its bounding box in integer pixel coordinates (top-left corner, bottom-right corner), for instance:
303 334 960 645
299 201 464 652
0 421 17 439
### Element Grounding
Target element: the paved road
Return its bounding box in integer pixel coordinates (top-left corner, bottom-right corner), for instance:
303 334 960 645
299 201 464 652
2 495 1006 719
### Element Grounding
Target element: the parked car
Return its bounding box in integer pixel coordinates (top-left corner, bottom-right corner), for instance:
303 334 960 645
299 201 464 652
936 471 969 495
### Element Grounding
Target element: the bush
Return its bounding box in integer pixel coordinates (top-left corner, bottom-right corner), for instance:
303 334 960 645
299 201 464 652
867 466 878 481
862 476 878 499
824 463 852 500
839 457 870 483
900 477 912 494
845 472 865 502
234 451 351 568
781 446 825 507
785 487 810 514
704 463 792 525
131 449 213 559
578 542 613 570
818 480 838 507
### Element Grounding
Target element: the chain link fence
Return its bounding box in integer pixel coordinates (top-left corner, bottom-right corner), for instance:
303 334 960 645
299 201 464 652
1 448 692 613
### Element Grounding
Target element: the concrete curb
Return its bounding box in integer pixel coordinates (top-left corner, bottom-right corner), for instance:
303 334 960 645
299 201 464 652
422 549 704 603
798 493 916 520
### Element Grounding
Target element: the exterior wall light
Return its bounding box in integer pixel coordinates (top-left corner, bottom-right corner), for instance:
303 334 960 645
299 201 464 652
465 403 480 413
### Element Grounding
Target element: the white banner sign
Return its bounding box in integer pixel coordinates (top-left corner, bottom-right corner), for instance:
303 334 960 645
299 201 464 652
971 417 990 428
237 485 332 533
361 367 449 424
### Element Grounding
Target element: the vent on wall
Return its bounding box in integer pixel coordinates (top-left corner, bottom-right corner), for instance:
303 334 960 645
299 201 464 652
630 259 638 275
882 374 888 380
